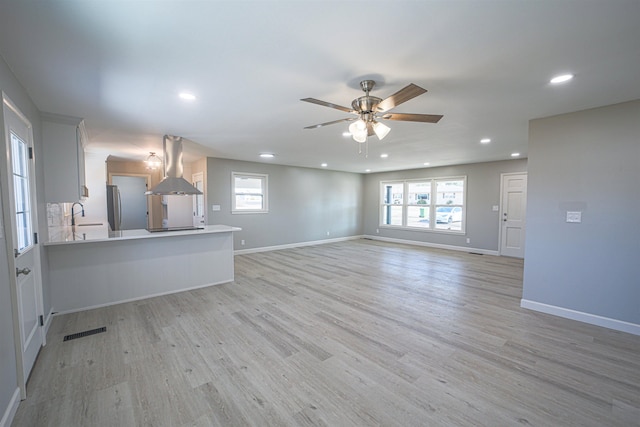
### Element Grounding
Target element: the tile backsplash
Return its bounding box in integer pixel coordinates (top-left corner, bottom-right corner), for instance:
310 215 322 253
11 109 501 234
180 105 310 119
47 203 71 227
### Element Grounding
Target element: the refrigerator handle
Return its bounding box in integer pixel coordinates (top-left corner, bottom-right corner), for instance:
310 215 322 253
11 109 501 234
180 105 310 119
117 189 122 229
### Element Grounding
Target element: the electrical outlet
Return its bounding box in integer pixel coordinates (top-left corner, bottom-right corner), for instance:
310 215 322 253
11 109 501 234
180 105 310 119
326 231 330 236
466 238 471 244
566 211 582 223
241 239 245 246
212 205 221 211
376 228 379 234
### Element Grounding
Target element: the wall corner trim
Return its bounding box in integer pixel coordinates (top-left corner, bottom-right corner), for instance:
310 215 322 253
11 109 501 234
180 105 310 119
0 387 20 427
43 308 54 337
521 299 640 336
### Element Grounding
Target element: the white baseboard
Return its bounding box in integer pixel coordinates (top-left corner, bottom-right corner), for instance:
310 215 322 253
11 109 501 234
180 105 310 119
234 235 363 255
521 299 640 336
233 235 498 257
0 387 20 427
362 235 500 256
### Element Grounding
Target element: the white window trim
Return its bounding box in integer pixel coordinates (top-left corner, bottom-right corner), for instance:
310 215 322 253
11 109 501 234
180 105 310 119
379 176 467 234
232 171 269 214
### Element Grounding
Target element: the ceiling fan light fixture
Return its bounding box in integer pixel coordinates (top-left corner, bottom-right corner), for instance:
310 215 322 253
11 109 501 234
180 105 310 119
349 119 366 132
373 121 391 140
349 119 367 142
352 131 367 143
145 152 162 170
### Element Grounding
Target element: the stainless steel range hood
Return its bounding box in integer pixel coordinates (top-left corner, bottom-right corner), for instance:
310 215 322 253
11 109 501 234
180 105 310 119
146 135 202 196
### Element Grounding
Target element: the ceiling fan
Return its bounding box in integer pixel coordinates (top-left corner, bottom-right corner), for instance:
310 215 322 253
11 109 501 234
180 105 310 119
301 80 443 143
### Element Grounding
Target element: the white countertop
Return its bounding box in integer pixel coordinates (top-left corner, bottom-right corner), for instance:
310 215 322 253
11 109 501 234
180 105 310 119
45 224 241 246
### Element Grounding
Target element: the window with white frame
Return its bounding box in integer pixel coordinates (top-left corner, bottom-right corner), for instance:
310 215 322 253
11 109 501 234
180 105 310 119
380 177 466 233
232 172 268 213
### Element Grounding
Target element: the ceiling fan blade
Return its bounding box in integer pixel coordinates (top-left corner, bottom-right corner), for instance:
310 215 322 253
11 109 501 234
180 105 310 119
300 98 354 113
376 84 427 112
303 117 356 129
381 113 443 123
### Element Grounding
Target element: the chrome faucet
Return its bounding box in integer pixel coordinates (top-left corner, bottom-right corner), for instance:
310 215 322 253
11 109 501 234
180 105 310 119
71 202 84 226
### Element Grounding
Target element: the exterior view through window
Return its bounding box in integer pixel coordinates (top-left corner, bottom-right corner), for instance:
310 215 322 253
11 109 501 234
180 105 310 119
11 131 33 251
381 177 466 232
232 172 268 213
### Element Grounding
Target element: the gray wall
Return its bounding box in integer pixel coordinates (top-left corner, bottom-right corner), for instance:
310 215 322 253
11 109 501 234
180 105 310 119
523 100 640 324
206 158 363 249
362 159 527 252
0 53 45 422
0 186 18 422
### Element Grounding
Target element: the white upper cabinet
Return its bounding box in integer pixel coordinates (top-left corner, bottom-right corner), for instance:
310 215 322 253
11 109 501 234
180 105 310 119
42 113 88 203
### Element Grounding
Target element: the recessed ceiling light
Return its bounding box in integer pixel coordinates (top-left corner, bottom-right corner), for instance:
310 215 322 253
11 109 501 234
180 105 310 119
480 138 491 144
365 169 371 173
178 92 196 100
550 74 574 84
259 153 275 158
423 162 430 166
380 153 388 158
342 132 351 137
511 152 520 157
321 163 328 167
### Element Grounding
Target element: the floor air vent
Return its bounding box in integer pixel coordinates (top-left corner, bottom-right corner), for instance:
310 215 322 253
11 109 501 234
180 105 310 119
63 327 107 342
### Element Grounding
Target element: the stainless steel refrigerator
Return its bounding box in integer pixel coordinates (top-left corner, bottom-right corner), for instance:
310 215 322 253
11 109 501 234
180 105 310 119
106 184 122 231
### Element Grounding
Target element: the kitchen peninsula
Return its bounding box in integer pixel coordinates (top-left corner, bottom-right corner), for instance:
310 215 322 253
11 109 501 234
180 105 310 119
45 224 241 313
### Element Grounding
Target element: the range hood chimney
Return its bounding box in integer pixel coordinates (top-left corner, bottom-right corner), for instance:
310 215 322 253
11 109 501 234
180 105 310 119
146 135 202 196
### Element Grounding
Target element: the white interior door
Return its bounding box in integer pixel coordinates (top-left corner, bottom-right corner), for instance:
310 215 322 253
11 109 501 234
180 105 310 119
2 94 44 398
192 172 205 227
111 175 149 230
500 172 527 258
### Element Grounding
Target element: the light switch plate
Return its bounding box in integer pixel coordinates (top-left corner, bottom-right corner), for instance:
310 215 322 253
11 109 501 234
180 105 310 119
566 211 582 223
492 205 499 211
212 204 221 211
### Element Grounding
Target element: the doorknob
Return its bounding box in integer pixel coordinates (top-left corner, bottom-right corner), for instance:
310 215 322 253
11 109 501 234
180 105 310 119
16 267 31 277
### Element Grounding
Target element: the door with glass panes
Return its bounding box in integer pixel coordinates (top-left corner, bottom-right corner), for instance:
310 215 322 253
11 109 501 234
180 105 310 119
2 94 44 398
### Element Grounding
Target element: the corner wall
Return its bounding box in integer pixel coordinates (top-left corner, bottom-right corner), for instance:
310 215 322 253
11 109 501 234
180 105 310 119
523 100 640 333
362 159 527 252
206 158 363 250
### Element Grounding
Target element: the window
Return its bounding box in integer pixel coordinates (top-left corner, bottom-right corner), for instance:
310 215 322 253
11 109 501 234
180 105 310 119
380 176 466 233
232 172 268 213
11 132 33 251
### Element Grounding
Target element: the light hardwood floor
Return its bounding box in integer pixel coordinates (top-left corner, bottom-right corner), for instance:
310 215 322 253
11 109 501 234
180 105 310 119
12 239 640 426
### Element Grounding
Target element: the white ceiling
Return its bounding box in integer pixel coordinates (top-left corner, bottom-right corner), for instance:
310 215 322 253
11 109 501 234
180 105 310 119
1 1 639 173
